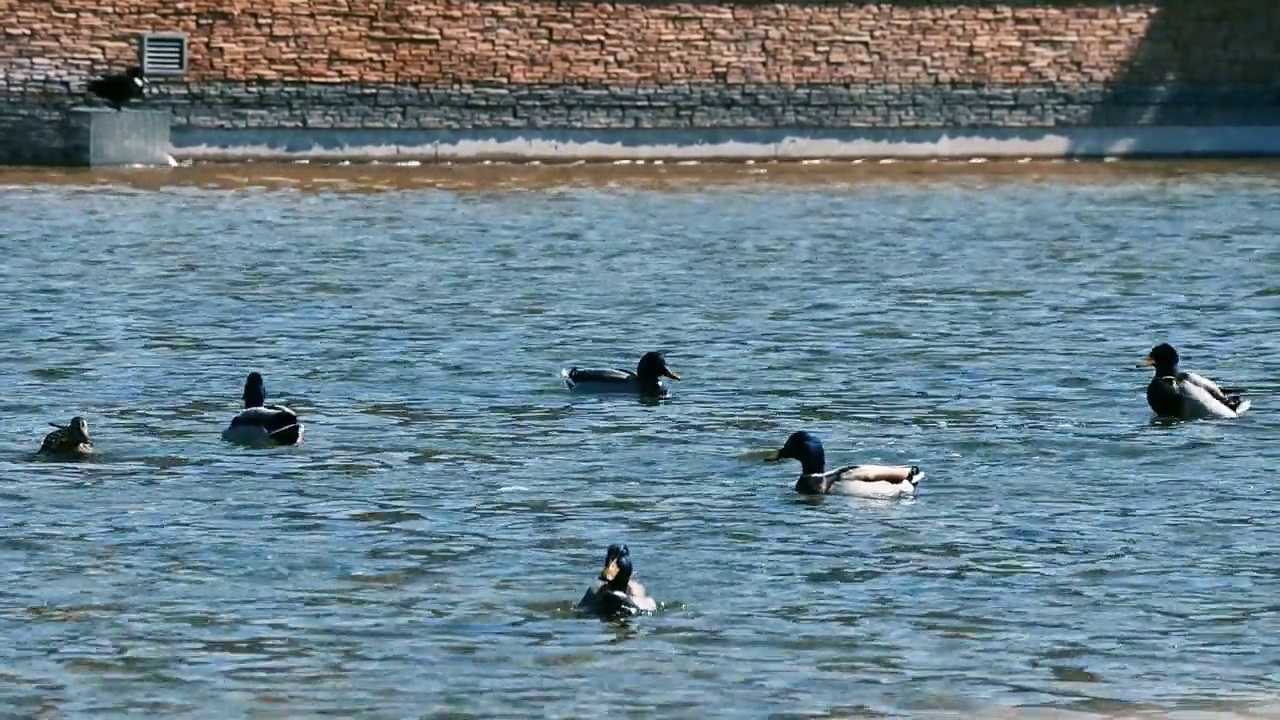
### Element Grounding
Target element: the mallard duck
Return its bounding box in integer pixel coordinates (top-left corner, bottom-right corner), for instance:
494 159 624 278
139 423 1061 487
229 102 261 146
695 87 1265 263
577 544 657 618
765 431 923 497
87 66 148 110
562 351 681 398
220 372 304 446
38 416 93 458
1137 343 1250 420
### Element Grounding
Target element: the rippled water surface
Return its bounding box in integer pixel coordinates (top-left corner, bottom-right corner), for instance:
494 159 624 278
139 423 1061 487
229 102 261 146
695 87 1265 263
3 163 1280 718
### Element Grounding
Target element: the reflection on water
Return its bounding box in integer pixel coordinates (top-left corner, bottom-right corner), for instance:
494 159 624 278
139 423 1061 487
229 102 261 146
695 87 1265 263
1 162 1279 717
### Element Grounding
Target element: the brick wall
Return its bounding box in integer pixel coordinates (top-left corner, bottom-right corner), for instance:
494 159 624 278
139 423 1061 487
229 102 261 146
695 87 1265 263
3 0 1280 162
6 1 1159 86
2 2 1162 85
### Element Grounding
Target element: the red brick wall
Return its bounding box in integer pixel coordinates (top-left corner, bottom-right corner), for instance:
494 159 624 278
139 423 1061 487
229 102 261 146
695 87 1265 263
6 0 1279 153
3 0 1160 86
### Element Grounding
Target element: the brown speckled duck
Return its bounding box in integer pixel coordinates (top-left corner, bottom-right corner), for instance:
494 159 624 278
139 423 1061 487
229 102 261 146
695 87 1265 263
39 416 93 458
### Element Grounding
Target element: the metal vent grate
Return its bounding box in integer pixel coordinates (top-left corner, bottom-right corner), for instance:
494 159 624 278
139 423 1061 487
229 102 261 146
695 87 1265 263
139 33 188 77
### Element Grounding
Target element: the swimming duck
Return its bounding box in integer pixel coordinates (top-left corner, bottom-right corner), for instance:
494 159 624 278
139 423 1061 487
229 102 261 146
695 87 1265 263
766 431 923 497
87 66 148 111
38 416 94 458
1137 343 1250 420
562 351 681 398
577 544 657 618
220 372 304 447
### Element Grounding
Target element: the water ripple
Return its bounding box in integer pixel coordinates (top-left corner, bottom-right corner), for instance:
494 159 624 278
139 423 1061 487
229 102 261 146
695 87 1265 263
1 167 1279 717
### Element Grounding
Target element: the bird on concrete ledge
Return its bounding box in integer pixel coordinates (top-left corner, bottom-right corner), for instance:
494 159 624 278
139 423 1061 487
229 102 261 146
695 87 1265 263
87 66 149 110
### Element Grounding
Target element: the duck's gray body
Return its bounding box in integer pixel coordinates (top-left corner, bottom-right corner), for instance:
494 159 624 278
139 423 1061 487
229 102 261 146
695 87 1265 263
577 580 656 618
795 464 924 497
222 405 303 446
562 368 673 397
1146 373 1249 420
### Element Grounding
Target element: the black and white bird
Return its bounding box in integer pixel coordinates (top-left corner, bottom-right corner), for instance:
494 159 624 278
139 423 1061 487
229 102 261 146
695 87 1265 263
1137 343 1251 420
221 372 304 447
87 66 149 110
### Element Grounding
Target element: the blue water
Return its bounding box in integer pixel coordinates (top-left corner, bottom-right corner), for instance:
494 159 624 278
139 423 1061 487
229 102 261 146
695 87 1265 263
2 165 1279 717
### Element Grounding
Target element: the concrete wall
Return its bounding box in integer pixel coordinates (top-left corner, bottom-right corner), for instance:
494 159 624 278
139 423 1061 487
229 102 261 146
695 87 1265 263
3 1 1279 163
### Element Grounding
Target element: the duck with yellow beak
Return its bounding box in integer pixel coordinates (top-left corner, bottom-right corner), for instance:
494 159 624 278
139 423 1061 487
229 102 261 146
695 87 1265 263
766 431 923 497
577 544 657 618
562 351 681 399
1137 343 1250 420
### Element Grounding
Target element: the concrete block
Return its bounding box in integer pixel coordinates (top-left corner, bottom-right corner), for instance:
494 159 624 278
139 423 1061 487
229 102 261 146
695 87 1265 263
65 107 171 166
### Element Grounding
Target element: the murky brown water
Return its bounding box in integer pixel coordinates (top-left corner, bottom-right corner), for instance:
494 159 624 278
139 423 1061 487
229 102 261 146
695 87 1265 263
5 158 1280 193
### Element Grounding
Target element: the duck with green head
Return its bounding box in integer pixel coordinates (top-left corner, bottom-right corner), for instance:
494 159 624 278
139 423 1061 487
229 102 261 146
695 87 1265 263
577 544 657 618
221 372 304 446
1137 343 1250 420
38 416 93 459
562 351 681 398
766 431 923 497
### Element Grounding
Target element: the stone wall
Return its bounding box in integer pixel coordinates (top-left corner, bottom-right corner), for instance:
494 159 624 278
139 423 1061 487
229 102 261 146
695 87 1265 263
3 0 1280 162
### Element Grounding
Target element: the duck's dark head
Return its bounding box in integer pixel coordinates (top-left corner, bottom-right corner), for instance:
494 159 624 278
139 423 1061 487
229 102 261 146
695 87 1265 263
766 431 826 475
1138 343 1180 375
599 543 634 591
50 416 91 443
636 351 680 383
125 66 149 86
242 372 267 408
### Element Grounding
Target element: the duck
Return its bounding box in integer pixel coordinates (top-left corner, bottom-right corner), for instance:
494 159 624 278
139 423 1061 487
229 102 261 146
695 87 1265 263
766 431 923 497
38 416 94 459
562 351 681 398
87 66 149 111
577 543 657 618
220 372 304 447
1137 343 1250 420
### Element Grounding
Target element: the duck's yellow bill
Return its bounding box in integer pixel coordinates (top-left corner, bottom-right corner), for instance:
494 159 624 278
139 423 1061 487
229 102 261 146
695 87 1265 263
763 450 781 462
664 368 681 381
1136 355 1155 368
599 558 620 582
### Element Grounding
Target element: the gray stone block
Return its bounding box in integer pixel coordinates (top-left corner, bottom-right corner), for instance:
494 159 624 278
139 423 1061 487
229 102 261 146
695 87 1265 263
65 107 172 166
9 74 1280 164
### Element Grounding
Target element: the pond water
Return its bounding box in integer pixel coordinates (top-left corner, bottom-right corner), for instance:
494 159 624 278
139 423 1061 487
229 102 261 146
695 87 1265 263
2 161 1279 718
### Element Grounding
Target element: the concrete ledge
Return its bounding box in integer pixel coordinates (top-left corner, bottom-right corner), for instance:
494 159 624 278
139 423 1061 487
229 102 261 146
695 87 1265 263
66 108 173 166
171 126 1280 162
